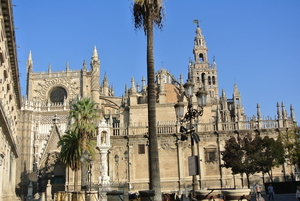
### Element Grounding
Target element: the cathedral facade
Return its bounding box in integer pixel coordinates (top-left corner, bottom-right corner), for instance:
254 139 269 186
16 24 297 199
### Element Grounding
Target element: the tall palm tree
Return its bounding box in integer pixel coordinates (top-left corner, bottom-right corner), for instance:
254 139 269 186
133 1 164 200
57 130 81 191
69 97 99 190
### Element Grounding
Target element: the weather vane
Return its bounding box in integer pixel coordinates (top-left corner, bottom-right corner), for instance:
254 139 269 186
193 19 201 28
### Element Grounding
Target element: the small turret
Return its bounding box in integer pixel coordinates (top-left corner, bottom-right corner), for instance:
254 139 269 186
125 84 128 96
66 62 70 72
220 89 228 110
281 102 287 120
129 77 137 105
277 102 282 119
136 82 140 93
83 60 87 71
277 102 284 128
102 73 109 96
130 77 136 94
290 104 296 122
48 64 52 73
141 77 146 93
257 103 262 120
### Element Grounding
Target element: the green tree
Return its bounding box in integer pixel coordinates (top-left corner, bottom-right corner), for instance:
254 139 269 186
132 1 164 200
57 130 81 191
69 98 99 190
258 136 285 182
222 135 286 186
278 124 300 180
57 130 96 191
222 136 264 188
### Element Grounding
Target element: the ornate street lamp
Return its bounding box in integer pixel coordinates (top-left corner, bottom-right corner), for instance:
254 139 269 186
174 80 207 199
175 85 207 124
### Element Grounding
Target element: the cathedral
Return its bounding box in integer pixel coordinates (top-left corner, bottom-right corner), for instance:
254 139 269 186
5 13 294 201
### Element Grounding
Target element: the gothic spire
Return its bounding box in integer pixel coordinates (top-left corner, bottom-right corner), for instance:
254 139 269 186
233 83 239 95
103 73 108 87
222 89 226 97
92 46 99 61
26 51 33 72
28 50 32 60
90 46 101 100
26 51 34 99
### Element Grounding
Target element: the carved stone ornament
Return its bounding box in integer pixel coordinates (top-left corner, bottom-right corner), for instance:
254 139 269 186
40 152 60 172
34 78 79 102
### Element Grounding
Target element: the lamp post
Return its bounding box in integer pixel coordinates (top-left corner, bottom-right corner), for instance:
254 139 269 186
80 150 93 191
174 80 207 199
124 150 129 201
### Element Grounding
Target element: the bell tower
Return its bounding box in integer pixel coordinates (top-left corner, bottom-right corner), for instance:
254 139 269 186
189 20 219 104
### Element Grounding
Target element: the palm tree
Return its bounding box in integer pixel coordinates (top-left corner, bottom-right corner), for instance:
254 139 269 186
58 130 96 191
133 1 164 200
57 130 81 191
69 97 99 190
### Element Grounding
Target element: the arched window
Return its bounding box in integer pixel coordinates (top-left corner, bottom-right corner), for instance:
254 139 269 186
49 86 67 104
212 76 216 85
208 76 211 85
199 53 204 62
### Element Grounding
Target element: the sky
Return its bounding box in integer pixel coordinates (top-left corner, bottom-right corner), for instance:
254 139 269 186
13 0 300 122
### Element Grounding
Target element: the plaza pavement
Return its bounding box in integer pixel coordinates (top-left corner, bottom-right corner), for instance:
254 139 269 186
250 193 296 201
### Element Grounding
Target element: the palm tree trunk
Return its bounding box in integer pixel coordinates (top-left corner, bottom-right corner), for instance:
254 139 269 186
147 18 162 201
74 169 79 191
81 136 87 190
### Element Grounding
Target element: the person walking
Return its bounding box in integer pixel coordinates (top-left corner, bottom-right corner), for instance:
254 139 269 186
296 186 300 201
255 184 264 201
267 184 274 201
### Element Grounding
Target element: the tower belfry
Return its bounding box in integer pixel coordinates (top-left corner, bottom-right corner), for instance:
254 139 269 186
189 21 219 103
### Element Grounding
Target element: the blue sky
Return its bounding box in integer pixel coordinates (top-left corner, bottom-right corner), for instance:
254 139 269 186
13 0 300 122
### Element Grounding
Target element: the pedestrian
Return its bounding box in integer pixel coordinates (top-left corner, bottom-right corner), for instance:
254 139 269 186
255 184 264 201
267 184 274 201
296 186 300 201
